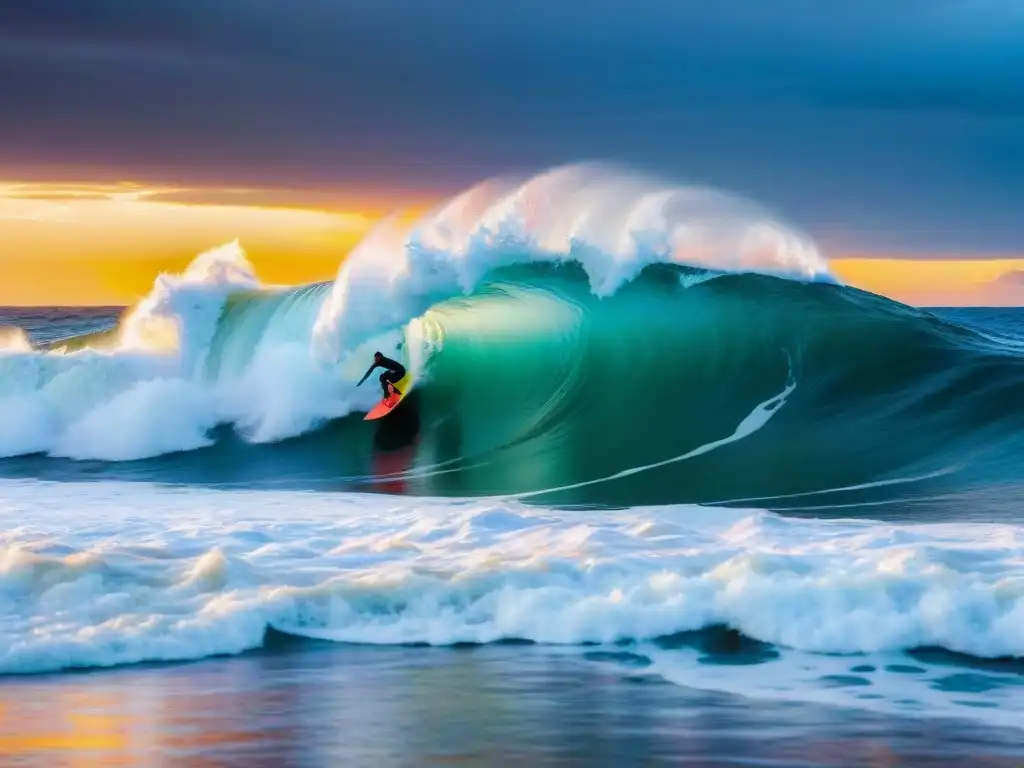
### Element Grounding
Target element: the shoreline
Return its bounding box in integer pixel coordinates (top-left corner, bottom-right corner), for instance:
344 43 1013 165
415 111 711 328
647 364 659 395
1 643 1021 766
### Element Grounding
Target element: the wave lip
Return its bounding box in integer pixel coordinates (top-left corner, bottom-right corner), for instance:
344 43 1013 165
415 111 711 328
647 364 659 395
312 162 832 361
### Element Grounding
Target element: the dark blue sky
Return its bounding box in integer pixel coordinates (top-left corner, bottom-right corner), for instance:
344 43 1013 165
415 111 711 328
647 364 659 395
2 0 1022 253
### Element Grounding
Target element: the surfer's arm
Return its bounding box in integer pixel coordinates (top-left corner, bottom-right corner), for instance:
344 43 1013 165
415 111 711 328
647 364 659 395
356 363 379 386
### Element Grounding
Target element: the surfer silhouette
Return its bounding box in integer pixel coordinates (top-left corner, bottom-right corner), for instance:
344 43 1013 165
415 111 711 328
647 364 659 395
357 351 406 399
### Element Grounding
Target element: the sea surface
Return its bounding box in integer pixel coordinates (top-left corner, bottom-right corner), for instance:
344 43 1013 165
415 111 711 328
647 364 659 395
0 166 1021 764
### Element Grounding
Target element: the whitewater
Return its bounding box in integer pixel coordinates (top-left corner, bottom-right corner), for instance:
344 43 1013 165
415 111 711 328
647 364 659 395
0 479 1020 729
0 164 1022 733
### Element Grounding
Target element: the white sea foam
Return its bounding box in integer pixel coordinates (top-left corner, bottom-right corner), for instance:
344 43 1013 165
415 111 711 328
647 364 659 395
0 242 247 460
0 480 1019 727
118 239 260 372
0 327 30 352
0 241 392 458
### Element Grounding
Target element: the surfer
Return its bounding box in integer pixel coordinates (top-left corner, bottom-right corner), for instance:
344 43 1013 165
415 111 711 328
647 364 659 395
357 351 406 399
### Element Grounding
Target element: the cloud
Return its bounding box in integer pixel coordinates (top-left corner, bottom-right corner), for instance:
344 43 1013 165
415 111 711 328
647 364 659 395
0 1 1022 253
141 188 384 216
989 269 1024 289
957 268 1024 306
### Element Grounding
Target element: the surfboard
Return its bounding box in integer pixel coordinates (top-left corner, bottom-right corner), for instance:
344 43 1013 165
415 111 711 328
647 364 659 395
363 372 413 421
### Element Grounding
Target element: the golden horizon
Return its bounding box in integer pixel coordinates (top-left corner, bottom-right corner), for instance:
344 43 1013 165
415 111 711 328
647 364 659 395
1 179 1023 308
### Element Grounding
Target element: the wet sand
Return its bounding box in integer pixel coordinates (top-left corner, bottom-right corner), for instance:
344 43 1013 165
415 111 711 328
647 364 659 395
0 642 1021 766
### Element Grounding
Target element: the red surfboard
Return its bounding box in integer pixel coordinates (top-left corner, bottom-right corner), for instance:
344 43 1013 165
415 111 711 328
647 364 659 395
363 373 413 421
364 391 403 420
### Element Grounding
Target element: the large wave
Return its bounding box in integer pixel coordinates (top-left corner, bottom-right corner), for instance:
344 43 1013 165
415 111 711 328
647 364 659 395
0 165 823 455
2 163 1023 509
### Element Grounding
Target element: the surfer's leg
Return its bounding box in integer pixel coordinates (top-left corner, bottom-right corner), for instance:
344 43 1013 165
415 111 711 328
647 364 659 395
380 372 401 397
389 366 405 395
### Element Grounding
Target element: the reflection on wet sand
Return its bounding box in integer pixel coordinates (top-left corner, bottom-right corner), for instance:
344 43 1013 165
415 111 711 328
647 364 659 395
0 643 1021 766
0 691 129 757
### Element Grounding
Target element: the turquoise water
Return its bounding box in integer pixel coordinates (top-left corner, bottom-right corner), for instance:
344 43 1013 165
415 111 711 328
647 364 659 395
5 269 1024 519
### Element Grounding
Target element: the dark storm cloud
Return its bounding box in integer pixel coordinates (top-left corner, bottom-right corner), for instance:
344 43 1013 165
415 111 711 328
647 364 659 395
2 0 1022 252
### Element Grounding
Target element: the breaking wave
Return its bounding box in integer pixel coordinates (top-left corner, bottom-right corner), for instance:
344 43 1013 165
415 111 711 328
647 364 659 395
1 162 1023 510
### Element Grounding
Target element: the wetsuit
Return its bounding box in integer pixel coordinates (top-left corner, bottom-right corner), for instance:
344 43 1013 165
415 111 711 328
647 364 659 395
358 355 406 398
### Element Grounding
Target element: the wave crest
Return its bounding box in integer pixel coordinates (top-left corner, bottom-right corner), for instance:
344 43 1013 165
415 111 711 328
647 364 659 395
312 162 830 362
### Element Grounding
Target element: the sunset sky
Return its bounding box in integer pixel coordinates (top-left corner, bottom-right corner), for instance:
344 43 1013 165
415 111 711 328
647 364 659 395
1 2 1022 306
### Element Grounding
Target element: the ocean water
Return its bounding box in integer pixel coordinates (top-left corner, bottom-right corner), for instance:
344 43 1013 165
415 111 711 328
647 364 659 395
0 165 1022 764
